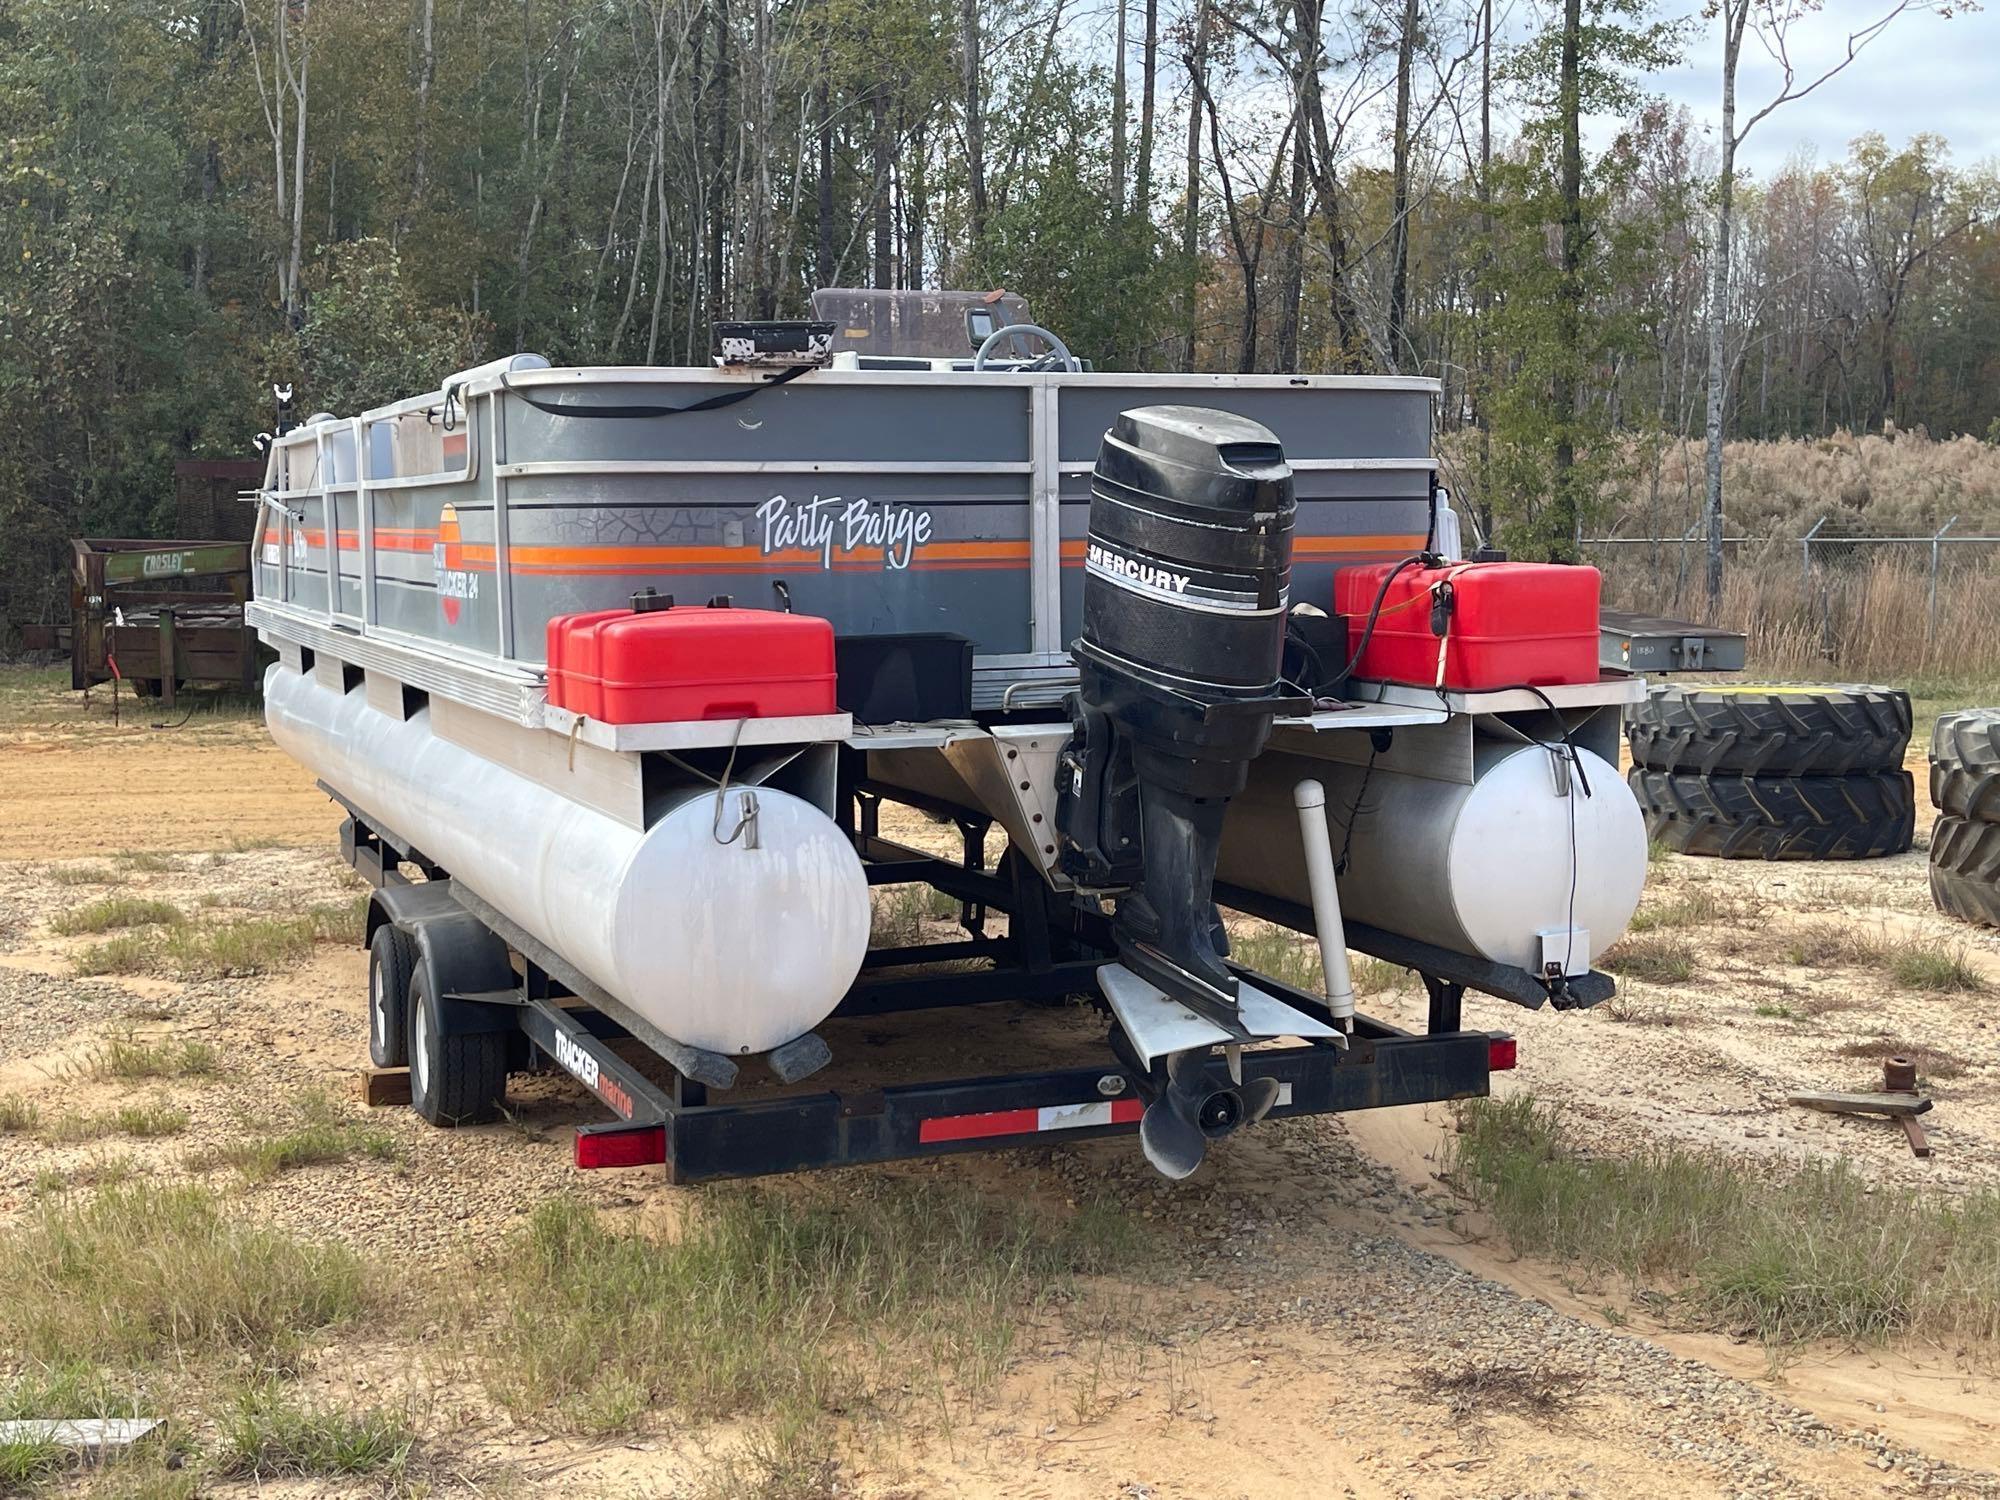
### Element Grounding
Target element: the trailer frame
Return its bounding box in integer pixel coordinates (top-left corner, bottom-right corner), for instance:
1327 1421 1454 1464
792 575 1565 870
336 785 1516 1184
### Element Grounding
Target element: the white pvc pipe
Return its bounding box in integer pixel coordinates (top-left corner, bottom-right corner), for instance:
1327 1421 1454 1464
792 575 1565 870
1292 780 1356 1025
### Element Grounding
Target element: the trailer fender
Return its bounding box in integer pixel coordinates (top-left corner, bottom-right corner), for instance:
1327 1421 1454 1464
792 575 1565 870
366 881 519 1037
363 879 462 948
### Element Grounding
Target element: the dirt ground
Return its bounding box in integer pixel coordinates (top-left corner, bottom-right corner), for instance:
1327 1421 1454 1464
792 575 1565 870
1 664 1997 1498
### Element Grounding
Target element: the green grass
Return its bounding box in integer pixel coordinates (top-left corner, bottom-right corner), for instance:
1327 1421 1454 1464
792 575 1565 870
473 1180 1139 1447
1783 924 1986 994
82 1034 218 1082
199 1091 400 1181
0 1435 66 1490
0 1095 39 1133
1448 1096 2000 1348
1906 674 2000 727
114 852 179 874
1752 1002 1802 1021
72 934 154 977
1626 884 1761 933
216 1385 412 1479
71 899 368 981
50 897 185 937
1888 941 1986 994
44 1102 190 1145
159 900 367 979
1227 926 1327 994
0 1181 369 1368
1601 933 1696 984
48 864 120 887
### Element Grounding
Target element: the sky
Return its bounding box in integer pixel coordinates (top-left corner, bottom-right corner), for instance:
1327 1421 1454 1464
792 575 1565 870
1645 0 2000 177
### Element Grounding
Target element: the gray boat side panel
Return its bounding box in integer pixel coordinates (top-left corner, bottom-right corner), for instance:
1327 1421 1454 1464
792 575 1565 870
260 372 1442 672
500 381 1032 464
1055 383 1433 463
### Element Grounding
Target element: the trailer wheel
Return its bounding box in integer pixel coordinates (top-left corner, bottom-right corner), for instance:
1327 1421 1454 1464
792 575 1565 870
1630 766 1914 860
406 966 507 1127
1625 684 1912 777
1930 709 2000 823
1930 815 2000 927
366 924 417 1068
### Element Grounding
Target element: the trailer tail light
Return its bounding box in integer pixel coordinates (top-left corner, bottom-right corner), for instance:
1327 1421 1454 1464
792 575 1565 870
574 1124 666 1169
1487 1035 1518 1072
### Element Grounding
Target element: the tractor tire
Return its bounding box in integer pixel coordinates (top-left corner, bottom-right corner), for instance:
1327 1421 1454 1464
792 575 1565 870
406 966 507 1127
1929 815 2000 927
1624 683 1912 776
1630 766 1915 860
366 923 417 1069
1929 709 2000 823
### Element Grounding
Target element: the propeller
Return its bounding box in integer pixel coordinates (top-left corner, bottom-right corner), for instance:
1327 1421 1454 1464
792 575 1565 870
1137 1049 1284 1180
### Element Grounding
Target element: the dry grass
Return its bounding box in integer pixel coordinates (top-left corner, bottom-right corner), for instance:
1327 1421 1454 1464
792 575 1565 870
1627 883 1764 934
1593 430 2000 683
1410 1362 1581 1423
1599 995 1688 1027
1834 1036 1970 1081
1448 1096 2000 1349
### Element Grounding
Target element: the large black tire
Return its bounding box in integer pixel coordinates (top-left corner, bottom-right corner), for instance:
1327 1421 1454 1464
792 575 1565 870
1625 684 1912 776
1930 815 2000 927
1930 709 2000 823
1630 767 1915 860
366 924 416 1069
406 966 507 1127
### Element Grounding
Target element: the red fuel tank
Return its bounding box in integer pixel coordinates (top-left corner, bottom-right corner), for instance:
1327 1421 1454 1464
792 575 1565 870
1333 560 1601 691
545 596 838 724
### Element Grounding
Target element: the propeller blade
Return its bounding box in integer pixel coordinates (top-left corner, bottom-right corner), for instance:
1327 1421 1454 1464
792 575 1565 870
1140 1094 1209 1179
1241 1075 1283 1124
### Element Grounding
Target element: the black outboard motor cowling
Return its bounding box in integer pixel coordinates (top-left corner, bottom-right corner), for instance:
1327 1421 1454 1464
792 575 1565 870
1058 406 1303 1021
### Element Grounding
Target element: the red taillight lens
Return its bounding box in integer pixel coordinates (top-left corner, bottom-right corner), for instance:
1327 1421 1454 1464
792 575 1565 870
1487 1035 1518 1072
574 1125 666 1169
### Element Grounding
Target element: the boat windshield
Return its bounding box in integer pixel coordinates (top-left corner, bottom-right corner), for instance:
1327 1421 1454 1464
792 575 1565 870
809 288 1036 360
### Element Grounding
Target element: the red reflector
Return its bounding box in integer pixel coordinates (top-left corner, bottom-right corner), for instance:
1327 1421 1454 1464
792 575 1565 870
574 1125 666 1169
1488 1036 1518 1072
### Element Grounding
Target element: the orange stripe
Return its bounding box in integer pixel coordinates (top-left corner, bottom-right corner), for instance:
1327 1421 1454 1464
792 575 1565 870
291 531 1425 570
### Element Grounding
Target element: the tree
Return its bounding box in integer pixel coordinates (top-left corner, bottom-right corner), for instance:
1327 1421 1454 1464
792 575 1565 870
1700 0 1945 608
1480 0 1682 558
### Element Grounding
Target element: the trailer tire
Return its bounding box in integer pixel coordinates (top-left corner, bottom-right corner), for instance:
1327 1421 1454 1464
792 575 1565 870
1929 816 2000 927
366 924 416 1069
1929 709 2000 823
1624 684 1912 776
406 966 507 1127
1630 766 1915 860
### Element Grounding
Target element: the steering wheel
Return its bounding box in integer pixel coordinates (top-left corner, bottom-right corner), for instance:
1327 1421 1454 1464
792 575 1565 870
974 323 1080 372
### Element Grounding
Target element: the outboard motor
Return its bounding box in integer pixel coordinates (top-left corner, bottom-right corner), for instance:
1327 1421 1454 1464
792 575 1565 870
1058 408 1308 1172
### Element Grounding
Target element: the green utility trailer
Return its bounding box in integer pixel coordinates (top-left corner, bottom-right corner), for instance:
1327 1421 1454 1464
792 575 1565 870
70 538 263 706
